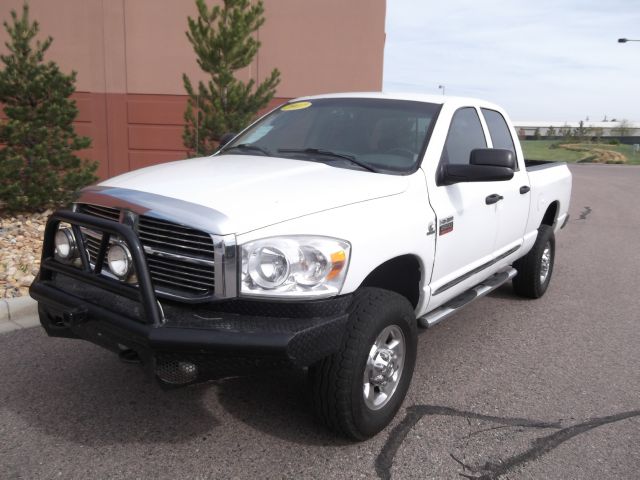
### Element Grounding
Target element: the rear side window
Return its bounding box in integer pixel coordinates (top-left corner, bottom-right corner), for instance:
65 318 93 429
481 108 516 154
440 107 487 165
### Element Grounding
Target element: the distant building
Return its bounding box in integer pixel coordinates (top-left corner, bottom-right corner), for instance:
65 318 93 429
513 121 640 138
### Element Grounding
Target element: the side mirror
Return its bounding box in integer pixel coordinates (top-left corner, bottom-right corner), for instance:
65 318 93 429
470 148 516 169
439 164 514 185
218 132 236 148
438 148 515 185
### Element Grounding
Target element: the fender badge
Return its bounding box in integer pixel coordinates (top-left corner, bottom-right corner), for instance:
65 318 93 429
439 216 454 236
427 222 436 235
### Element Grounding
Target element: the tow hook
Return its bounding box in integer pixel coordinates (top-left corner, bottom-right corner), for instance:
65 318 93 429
118 348 142 364
62 307 88 327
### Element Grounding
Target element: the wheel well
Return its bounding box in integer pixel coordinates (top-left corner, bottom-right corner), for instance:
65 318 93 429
358 255 421 308
541 201 559 227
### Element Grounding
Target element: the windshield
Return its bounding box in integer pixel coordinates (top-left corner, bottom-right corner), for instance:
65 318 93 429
220 98 441 174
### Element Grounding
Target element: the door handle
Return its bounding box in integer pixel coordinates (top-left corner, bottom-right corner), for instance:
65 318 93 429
485 194 504 205
520 185 531 194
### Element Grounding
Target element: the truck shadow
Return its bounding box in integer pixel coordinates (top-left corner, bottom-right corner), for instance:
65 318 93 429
0 328 219 446
2 328 344 448
486 283 531 301
214 368 351 446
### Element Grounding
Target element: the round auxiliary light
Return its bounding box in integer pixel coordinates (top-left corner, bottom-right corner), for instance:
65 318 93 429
107 243 132 279
54 228 77 260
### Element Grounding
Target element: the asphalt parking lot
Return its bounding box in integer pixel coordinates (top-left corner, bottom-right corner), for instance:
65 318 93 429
1 164 639 479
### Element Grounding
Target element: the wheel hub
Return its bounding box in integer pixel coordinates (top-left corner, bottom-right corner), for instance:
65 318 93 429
363 325 406 410
369 348 396 387
540 242 551 284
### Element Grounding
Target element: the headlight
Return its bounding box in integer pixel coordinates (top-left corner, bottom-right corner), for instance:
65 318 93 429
107 242 132 279
241 236 350 298
54 228 78 261
247 245 291 289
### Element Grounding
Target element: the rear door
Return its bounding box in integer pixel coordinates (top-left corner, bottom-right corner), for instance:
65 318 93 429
480 108 530 254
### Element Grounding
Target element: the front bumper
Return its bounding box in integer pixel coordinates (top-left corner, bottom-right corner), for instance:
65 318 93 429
30 209 351 385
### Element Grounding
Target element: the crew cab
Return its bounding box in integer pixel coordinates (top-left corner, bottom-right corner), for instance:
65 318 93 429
30 93 572 439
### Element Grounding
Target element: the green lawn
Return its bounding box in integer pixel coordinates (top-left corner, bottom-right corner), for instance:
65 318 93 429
521 140 640 165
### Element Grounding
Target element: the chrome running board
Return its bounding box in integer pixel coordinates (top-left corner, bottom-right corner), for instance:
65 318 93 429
418 267 517 328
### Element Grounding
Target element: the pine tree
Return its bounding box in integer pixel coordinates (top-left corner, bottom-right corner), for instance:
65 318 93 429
592 127 603 144
546 125 557 139
614 119 631 138
560 124 573 139
183 0 280 156
573 120 590 142
0 4 96 213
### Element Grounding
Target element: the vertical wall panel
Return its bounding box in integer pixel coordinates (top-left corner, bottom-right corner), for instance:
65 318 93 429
106 94 130 177
73 93 109 179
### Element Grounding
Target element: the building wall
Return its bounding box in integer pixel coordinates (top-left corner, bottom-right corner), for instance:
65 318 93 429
0 0 386 178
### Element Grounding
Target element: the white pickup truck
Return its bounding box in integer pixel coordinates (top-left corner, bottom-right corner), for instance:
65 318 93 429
30 93 571 439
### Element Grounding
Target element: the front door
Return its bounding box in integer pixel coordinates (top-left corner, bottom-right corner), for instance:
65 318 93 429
426 106 502 308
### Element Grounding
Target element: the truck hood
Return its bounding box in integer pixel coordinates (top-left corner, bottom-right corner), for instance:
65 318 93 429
96 155 408 234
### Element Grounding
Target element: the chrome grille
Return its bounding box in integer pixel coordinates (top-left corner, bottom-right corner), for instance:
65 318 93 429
84 232 102 263
138 216 214 259
146 254 214 294
77 204 215 298
79 204 120 222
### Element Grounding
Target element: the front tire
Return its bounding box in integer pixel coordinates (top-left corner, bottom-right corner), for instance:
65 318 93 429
309 288 417 440
513 224 555 298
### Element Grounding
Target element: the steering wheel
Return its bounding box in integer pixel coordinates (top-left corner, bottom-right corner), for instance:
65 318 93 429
384 147 415 159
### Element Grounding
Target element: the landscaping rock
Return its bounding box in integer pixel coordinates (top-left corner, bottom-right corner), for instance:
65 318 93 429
1 210 51 298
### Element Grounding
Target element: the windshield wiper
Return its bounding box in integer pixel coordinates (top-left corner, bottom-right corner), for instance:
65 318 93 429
223 143 272 156
278 148 378 173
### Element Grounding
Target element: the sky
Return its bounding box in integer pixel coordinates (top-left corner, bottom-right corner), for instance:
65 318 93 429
383 0 640 122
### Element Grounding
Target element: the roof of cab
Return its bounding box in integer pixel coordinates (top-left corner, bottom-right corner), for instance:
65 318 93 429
292 91 505 113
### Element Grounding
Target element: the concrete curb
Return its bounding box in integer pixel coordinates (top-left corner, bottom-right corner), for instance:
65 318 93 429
0 295 40 334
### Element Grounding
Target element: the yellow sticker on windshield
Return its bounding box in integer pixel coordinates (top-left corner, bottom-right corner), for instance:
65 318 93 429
281 101 312 111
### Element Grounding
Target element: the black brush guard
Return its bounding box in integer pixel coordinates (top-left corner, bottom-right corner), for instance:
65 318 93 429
30 209 350 385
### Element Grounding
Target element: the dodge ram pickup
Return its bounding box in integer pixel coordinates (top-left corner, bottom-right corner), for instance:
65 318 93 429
30 93 572 439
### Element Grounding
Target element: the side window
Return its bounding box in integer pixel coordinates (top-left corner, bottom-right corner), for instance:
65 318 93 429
441 107 486 165
481 108 516 154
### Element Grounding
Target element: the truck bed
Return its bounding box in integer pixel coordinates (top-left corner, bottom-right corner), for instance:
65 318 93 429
525 159 567 171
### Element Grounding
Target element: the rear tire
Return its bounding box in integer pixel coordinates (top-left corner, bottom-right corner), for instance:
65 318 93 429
309 288 417 440
513 224 555 298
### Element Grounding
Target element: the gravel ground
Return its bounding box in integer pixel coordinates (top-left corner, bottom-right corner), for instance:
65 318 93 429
0 210 50 298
